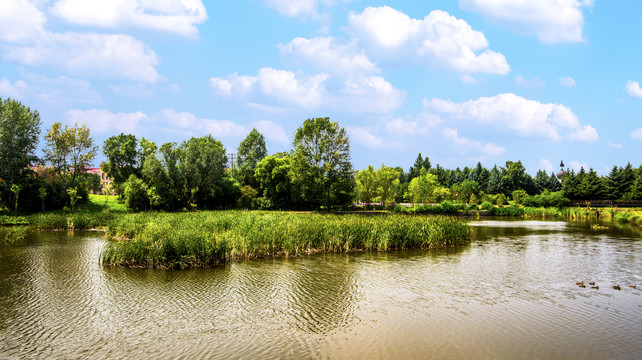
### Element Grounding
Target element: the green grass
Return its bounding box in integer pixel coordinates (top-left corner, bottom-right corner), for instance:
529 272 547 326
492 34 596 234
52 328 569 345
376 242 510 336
101 211 471 269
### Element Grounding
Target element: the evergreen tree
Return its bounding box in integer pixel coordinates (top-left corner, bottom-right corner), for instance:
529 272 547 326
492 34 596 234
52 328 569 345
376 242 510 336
549 173 562 192
580 168 605 200
562 169 580 201
534 170 550 194
486 165 505 194
620 163 636 199
605 165 621 200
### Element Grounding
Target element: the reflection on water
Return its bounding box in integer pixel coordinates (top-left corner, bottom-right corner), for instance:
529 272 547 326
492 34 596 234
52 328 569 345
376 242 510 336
1 220 641 359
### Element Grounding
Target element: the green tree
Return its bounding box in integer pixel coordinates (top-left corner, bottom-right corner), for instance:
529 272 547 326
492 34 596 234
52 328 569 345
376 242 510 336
10 184 20 214
123 174 150 211
456 180 480 203
255 153 295 209
579 168 605 200
408 169 440 204
375 165 399 206
67 187 79 211
237 128 268 187
0 98 41 210
102 133 140 192
44 122 98 192
486 165 505 194
143 135 228 210
356 165 377 205
291 118 355 210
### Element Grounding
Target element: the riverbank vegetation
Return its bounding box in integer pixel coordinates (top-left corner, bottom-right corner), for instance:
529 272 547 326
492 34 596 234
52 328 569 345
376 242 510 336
101 211 471 269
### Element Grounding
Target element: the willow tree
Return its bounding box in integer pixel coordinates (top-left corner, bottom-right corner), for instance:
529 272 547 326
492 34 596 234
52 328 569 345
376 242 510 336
291 117 355 210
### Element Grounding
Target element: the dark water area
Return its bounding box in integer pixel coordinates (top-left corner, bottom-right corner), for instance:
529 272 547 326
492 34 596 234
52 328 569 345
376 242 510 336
1 219 641 359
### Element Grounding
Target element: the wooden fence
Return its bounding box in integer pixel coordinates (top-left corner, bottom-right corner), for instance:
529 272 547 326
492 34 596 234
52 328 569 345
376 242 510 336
571 200 642 208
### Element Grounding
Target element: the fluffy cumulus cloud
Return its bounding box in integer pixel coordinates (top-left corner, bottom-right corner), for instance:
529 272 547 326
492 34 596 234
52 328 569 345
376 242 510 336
0 0 46 43
459 0 591 44
49 0 208 38
251 120 290 145
347 6 510 74
425 93 597 142
441 127 505 156
211 68 328 108
0 78 28 98
66 108 147 134
625 80 642 98
279 36 379 75
0 1 162 83
348 126 385 148
632 128 642 140
4 33 161 83
210 68 403 114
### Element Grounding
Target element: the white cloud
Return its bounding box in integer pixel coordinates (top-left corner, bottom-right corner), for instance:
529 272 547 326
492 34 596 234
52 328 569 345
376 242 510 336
632 128 642 140
279 36 379 75
0 0 47 43
569 160 588 172
460 74 477 84
559 76 576 87
339 75 404 113
49 0 208 38
0 1 162 83
265 0 317 18
568 125 598 142
66 108 147 134
110 83 154 99
210 68 403 114
441 127 505 156
348 126 384 148
607 141 623 149
251 120 290 145
539 159 553 172
3 32 161 83
0 78 28 98
425 93 596 142
1 73 101 104
257 68 328 108
348 6 510 74
515 75 545 89
459 0 590 44
625 80 642 98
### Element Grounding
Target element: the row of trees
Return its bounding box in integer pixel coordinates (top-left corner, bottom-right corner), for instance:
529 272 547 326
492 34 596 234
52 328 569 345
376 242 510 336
1 98 100 212
2 96 641 213
112 117 354 211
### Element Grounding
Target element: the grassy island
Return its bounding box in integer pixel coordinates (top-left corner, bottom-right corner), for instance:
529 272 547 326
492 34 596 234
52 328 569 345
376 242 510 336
101 211 471 269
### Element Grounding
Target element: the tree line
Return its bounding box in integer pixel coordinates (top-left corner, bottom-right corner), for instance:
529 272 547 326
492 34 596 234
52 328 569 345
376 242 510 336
1 97 641 213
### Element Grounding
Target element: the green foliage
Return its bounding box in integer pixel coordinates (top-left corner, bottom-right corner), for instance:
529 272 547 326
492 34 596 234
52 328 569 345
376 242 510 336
102 133 140 190
3 226 30 245
10 184 20 214
255 154 295 209
408 169 440 204
521 191 570 208
143 135 228 210
291 118 355 210
43 122 98 191
0 97 41 211
124 175 150 211
236 128 267 187
355 165 377 205
511 189 528 205
239 185 259 209
375 165 399 206
489 205 524 216
101 212 471 268
67 187 80 211
486 165 505 194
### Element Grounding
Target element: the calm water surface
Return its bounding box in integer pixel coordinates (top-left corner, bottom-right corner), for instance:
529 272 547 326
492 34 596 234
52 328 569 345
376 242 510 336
1 219 641 359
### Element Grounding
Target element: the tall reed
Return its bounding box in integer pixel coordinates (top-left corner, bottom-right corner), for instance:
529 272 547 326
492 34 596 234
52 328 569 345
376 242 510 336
101 211 471 269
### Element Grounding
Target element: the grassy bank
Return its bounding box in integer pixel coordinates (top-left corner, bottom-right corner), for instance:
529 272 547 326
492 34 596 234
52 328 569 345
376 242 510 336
101 211 471 269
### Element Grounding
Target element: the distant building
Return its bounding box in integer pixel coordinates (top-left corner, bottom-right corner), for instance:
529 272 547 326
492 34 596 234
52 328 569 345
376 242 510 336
85 168 113 194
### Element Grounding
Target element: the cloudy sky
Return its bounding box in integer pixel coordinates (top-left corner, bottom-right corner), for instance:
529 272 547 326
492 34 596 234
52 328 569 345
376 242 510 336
1 0 641 174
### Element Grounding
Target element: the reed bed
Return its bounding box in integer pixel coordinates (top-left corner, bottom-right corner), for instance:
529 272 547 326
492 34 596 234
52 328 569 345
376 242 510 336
101 211 471 269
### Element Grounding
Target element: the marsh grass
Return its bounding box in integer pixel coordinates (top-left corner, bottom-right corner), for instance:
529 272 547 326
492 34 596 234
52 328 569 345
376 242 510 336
101 211 471 269
3 226 31 245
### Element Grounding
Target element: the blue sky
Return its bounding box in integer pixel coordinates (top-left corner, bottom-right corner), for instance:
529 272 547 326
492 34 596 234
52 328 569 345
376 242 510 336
1 0 641 175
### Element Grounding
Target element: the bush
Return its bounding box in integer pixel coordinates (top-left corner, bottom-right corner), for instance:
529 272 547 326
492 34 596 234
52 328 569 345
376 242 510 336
480 201 494 211
124 175 149 211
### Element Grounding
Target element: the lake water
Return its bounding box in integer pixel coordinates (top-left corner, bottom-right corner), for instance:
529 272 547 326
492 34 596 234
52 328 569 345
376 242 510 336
1 219 641 359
